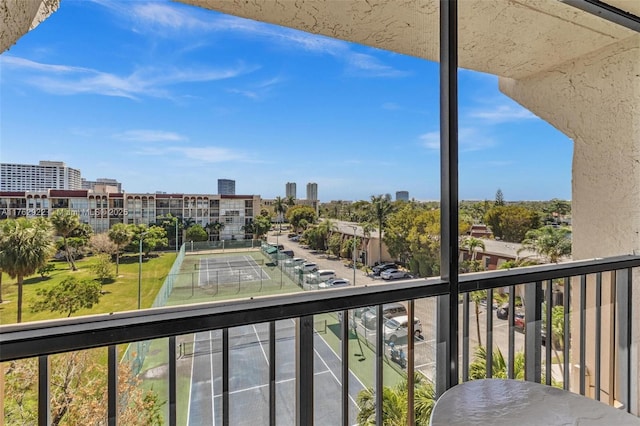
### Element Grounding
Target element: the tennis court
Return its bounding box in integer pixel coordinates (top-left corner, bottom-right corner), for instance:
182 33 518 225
184 319 365 425
198 255 270 288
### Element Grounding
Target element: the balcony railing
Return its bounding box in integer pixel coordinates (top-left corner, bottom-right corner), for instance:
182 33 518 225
1 255 639 425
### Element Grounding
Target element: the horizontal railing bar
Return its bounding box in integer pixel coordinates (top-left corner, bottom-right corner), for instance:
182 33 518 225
459 255 640 292
2 255 639 363
0 278 448 362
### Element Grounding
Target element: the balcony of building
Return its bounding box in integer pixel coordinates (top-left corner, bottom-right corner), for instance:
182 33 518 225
2 0 640 424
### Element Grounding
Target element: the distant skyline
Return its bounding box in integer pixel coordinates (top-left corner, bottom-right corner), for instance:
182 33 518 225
0 0 573 202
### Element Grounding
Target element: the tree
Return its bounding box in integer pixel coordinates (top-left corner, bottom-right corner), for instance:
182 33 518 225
92 254 115 284
127 225 168 256
185 224 208 242
50 209 81 271
205 221 224 241
369 195 393 264
273 196 287 231
316 218 337 251
356 373 435 425
4 351 164 425
285 205 317 232
461 237 485 262
0 218 55 322
31 276 103 317
252 215 272 239
108 223 132 275
327 233 342 258
469 346 525 380
89 233 118 256
484 205 540 242
37 263 55 278
520 226 572 263
494 188 505 206
285 195 296 207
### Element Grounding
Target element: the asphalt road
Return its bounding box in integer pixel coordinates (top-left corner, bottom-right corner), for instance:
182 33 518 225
274 231 530 382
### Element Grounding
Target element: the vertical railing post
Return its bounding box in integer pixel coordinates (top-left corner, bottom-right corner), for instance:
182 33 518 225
462 292 470 382
376 305 384 425
545 280 552 386
524 281 542 382
616 268 632 412
296 316 314 426
438 0 459 395
270 322 276 426
486 288 494 379
341 311 349 426
563 277 570 390
407 300 415 426
508 286 516 379
579 274 587 395
595 273 602 400
223 328 229 426
38 355 50 426
169 337 177 426
108 345 117 426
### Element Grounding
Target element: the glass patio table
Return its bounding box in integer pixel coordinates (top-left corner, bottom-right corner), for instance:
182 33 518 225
430 379 640 425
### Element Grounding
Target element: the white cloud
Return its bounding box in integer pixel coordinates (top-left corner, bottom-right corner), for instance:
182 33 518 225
113 130 188 142
420 128 496 152
345 53 410 78
170 146 246 163
2 56 253 100
467 104 537 124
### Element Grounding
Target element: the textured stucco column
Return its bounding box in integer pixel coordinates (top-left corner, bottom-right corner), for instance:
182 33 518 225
0 0 60 53
501 34 640 411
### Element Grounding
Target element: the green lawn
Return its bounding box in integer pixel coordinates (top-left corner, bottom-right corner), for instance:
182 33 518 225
0 251 177 325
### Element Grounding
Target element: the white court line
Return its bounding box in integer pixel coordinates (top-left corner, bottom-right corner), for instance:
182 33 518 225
244 255 263 280
212 370 332 399
252 324 269 365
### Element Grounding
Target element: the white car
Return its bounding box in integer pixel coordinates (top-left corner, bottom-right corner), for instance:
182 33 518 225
284 257 305 266
305 269 336 284
383 315 423 343
294 262 318 273
380 268 412 280
319 278 350 289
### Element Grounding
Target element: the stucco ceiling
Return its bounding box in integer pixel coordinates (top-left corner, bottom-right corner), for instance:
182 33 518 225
179 0 636 79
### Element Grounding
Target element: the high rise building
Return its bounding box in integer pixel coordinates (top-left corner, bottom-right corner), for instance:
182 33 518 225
306 182 318 201
286 182 296 199
82 178 123 193
0 160 82 191
396 191 409 201
218 179 236 195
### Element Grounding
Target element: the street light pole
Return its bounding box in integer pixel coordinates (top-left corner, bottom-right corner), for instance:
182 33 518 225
351 225 358 286
175 218 178 252
138 231 148 310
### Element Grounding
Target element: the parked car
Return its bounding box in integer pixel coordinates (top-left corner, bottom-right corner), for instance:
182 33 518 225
380 268 412 280
514 312 525 330
289 235 300 242
372 263 398 276
319 278 350 289
284 257 305 266
361 302 408 329
294 262 318 273
383 315 423 343
496 303 524 320
305 269 336 284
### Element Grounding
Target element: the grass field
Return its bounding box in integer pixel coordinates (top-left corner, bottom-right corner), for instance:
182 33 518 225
0 251 177 325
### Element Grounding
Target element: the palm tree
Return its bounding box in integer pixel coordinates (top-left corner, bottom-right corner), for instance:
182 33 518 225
50 208 81 271
273 196 287 232
520 226 572 263
316 218 336 251
0 218 55 323
206 221 224 240
356 372 435 425
285 195 296 207
370 195 393 264
461 237 485 262
469 346 525 380
108 223 133 275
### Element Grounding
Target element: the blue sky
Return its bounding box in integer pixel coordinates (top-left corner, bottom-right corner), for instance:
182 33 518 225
0 0 573 202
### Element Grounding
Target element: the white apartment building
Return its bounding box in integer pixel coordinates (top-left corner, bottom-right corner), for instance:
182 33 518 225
1 161 82 191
